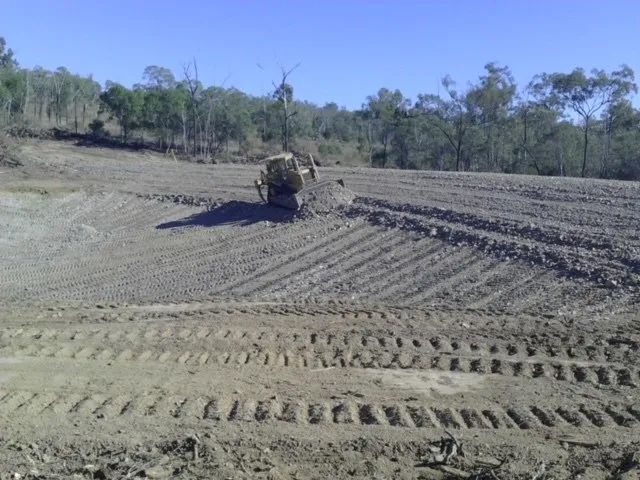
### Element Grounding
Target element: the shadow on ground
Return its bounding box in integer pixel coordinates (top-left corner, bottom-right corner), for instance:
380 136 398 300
156 200 295 229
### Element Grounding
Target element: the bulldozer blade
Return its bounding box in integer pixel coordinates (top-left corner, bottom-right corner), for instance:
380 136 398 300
267 192 302 210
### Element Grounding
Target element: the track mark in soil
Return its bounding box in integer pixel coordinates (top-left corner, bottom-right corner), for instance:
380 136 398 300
0 389 635 431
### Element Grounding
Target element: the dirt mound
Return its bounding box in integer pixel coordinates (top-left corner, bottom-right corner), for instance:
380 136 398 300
298 180 356 216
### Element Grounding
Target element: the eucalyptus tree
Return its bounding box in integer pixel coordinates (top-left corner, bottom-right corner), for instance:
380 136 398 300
466 63 517 171
364 88 410 167
69 75 101 133
137 66 185 149
531 66 636 177
600 100 640 179
99 82 144 142
0 67 27 122
415 77 476 171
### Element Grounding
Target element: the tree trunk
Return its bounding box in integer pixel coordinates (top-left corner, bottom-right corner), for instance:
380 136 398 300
192 109 197 158
601 117 612 178
283 93 289 152
522 111 528 170
262 100 267 142
22 72 29 117
74 99 78 134
455 139 463 171
581 121 589 178
181 109 187 154
382 136 388 167
557 140 566 177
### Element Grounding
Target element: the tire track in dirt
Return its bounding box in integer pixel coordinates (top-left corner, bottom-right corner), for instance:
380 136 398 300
0 389 637 431
258 228 411 298
305 233 410 297
377 251 479 303
399 256 496 304
364 244 468 301
3 321 636 364
441 260 516 305
352 239 444 293
85 221 334 300
231 222 372 296
465 270 543 310
3 333 637 388
0 214 331 298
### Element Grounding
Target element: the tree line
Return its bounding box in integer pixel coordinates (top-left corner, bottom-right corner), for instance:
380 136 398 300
1 36 639 180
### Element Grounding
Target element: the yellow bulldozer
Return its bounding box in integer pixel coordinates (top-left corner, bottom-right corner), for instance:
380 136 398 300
254 152 346 210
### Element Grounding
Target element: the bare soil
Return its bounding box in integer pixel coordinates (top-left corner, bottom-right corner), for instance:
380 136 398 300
0 140 638 479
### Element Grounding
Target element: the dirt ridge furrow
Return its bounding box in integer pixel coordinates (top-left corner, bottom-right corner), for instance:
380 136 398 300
347 197 639 288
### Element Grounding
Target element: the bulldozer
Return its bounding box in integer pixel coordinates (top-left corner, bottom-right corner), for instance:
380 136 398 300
254 152 346 210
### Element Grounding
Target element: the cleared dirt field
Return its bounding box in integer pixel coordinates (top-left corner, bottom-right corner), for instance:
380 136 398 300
0 140 638 478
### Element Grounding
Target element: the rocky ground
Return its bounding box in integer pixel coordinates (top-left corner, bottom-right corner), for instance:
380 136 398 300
0 139 638 479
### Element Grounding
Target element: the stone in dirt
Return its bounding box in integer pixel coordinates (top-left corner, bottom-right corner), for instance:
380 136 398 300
144 465 173 479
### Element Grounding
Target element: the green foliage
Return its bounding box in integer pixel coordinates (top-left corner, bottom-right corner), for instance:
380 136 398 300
364 88 411 167
0 36 639 179
531 66 637 176
318 143 342 156
0 37 17 69
99 83 144 142
88 119 108 138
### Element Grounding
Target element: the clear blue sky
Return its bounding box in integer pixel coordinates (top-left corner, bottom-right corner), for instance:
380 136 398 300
2 0 639 109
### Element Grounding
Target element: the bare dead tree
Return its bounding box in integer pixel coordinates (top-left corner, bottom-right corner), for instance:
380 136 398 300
256 63 269 142
272 62 300 152
202 73 231 162
183 60 200 158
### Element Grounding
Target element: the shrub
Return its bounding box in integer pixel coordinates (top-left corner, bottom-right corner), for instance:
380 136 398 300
318 143 342 156
88 119 108 138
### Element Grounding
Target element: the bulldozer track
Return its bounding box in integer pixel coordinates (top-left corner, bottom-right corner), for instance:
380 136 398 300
2 322 637 388
0 389 637 430
4 343 636 388
2 323 636 362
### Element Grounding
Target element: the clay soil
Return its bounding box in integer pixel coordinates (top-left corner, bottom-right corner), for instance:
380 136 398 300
0 140 638 479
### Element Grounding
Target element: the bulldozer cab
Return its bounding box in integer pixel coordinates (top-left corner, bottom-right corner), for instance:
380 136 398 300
264 153 316 193
265 155 293 175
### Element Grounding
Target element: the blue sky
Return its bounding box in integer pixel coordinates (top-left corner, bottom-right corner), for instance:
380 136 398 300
2 0 639 109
